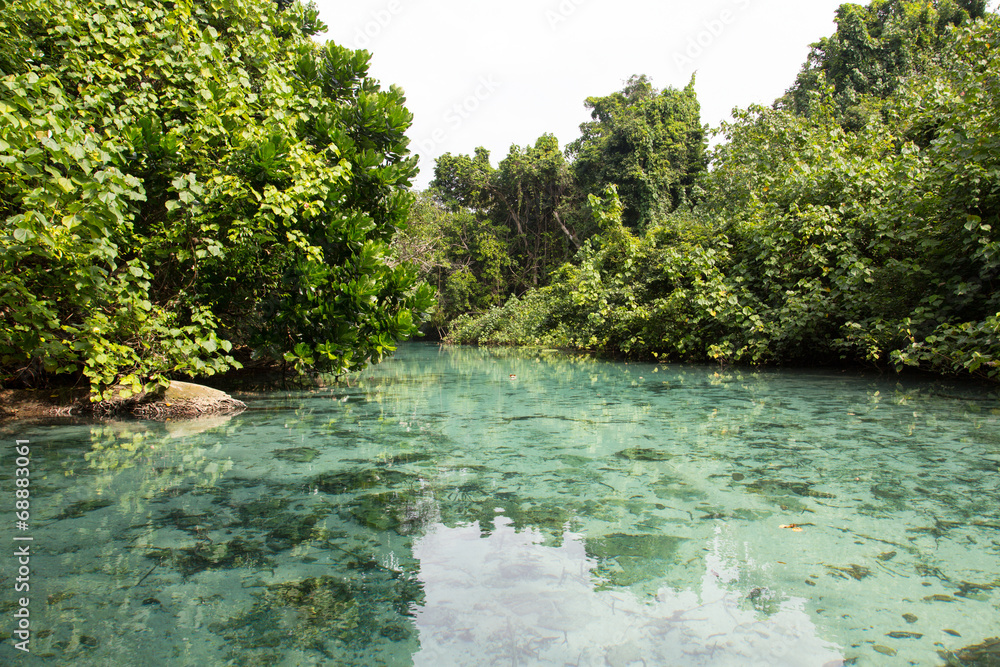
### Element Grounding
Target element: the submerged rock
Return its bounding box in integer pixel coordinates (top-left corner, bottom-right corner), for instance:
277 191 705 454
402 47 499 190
54 498 114 520
311 468 416 495
375 452 434 466
266 514 321 550
825 564 872 580
744 479 836 499
956 580 998 599
210 568 422 662
147 537 272 576
274 447 321 463
616 447 671 462
350 492 411 532
585 533 687 587
938 637 1000 666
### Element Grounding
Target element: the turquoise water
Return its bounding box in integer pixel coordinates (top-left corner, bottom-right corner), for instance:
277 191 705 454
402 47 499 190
2 343 999 666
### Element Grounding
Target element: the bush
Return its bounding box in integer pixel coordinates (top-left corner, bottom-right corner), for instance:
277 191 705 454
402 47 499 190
0 0 432 397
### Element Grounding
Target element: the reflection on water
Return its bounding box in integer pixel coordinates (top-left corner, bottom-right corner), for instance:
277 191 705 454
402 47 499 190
1 342 998 665
413 517 842 666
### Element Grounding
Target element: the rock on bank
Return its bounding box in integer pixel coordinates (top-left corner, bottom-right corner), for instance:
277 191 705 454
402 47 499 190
0 381 246 422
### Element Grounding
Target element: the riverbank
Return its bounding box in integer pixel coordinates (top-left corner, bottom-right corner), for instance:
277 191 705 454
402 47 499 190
0 381 246 423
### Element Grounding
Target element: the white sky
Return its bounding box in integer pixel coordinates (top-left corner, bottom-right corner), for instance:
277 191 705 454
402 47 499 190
312 0 859 189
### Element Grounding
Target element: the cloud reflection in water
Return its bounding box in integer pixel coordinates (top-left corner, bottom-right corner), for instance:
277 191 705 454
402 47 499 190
412 516 844 666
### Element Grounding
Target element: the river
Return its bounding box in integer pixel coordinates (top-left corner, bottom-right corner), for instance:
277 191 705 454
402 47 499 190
2 343 998 665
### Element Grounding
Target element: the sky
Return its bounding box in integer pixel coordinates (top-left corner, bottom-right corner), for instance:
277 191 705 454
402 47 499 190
309 0 865 189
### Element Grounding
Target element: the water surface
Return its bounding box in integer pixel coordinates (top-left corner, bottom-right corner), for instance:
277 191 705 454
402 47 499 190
2 343 999 665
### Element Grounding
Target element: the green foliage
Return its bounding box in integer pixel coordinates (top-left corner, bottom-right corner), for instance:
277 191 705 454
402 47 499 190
883 15 1000 378
406 75 707 335
567 74 708 229
894 315 1000 379
391 191 508 332
783 0 986 129
0 0 432 396
403 134 584 326
447 290 559 348
447 188 735 359
0 0 29 76
448 12 1000 382
432 147 495 212
491 134 582 286
431 135 583 293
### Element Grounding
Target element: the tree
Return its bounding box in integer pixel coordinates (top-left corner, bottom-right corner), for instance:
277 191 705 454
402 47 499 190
567 75 707 229
0 0 432 398
431 147 495 212
884 14 1000 377
783 0 987 129
415 77 710 334
429 135 583 295
391 191 509 333
490 135 582 287
449 10 1000 381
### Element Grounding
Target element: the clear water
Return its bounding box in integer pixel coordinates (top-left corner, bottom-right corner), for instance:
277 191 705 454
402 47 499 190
2 343 999 666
